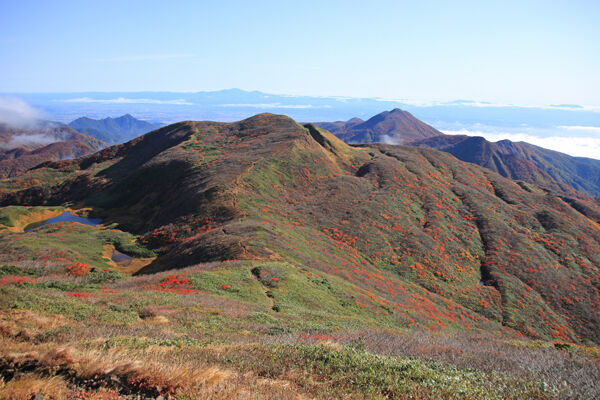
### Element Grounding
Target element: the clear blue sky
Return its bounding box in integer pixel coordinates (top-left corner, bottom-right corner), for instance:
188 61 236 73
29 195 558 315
1 0 599 105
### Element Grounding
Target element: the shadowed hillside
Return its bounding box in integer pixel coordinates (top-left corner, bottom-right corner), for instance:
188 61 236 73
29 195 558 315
414 134 600 197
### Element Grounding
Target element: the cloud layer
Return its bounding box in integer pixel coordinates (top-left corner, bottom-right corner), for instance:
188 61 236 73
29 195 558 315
220 103 332 109
0 96 46 128
63 97 193 105
0 133 59 149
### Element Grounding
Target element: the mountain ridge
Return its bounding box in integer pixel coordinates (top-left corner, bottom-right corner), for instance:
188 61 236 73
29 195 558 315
317 109 600 198
69 113 164 144
316 108 444 144
2 113 599 344
413 134 600 197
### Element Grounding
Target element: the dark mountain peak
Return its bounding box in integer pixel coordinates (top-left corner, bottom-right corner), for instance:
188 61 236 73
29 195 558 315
116 113 135 121
241 112 295 123
388 107 409 115
357 108 418 127
238 113 301 131
70 116 94 123
464 136 488 144
325 108 444 144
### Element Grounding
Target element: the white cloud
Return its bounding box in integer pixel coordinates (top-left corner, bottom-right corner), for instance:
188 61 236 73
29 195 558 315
379 134 412 145
442 101 600 112
558 125 600 134
220 103 322 109
0 96 46 128
441 129 600 160
369 97 600 112
62 97 193 105
0 133 59 149
379 135 397 145
374 98 437 106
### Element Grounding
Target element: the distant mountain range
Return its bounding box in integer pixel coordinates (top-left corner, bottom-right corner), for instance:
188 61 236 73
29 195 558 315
317 109 600 198
69 114 164 144
13 90 600 161
0 121 105 178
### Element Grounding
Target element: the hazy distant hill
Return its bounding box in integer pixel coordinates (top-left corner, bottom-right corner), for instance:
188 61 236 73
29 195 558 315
316 109 444 144
0 121 105 178
316 117 364 134
413 135 600 197
69 114 163 144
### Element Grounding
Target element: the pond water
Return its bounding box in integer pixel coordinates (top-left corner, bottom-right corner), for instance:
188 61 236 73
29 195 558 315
112 248 133 263
25 212 102 232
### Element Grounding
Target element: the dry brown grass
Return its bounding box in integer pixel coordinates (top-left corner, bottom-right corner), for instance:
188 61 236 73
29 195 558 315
0 338 308 400
0 309 70 341
0 374 69 400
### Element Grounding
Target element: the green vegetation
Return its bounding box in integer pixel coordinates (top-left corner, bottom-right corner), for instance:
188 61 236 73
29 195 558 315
248 344 550 399
97 229 156 257
0 205 61 229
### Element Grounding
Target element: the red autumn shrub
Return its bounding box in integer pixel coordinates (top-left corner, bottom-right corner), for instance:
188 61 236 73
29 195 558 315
67 262 91 276
144 274 199 295
159 274 190 288
0 275 36 286
68 292 92 298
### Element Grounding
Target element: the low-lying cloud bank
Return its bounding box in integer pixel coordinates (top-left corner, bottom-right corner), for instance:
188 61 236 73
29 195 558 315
221 103 327 109
63 97 193 105
442 129 600 160
0 133 60 149
379 135 406 145
0 96 46 128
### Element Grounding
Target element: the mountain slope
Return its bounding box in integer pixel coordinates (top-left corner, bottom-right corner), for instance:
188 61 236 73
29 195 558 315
316 109 443 144
315 117 364 134
0 122 105 178
414 134 600 197
1 114 600 344
69 114 164 144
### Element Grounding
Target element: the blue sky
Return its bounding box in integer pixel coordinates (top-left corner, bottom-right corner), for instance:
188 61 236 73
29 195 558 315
1 0 599 105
